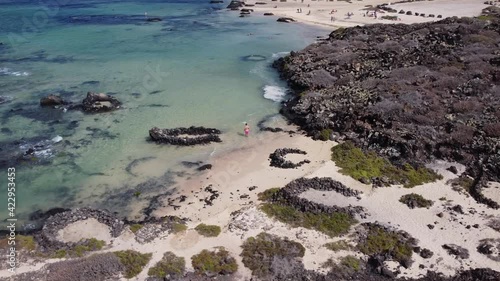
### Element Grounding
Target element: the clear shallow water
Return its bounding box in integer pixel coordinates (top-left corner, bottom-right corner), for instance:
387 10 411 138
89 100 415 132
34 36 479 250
0 0 327 229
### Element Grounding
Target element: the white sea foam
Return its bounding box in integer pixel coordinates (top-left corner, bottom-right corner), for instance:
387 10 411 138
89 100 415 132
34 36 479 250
52 135 63 143
263 85 287 102
0 67 30 77
271 51 290 59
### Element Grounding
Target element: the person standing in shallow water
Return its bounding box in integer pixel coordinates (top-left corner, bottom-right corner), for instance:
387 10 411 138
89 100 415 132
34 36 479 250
244 123 250 137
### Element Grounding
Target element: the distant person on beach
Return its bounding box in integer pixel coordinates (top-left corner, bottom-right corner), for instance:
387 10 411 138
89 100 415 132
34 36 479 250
244 123 250 137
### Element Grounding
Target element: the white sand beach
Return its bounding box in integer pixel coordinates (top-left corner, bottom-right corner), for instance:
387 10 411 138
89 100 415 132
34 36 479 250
249 0 490 28
3 128 499 280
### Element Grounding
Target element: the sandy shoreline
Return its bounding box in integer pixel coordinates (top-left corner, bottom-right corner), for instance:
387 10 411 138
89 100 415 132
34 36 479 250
3 127 499 280
247 0 489 29
2 1 500 279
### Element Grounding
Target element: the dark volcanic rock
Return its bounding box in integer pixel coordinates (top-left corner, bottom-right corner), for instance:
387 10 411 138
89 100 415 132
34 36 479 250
420 248 434 259
270 177 366 219
40 95 65 106
277 17 296 23
451 204 465 214
82 92 121 113
269 148 310 169
146 17 162 22
149 126 222 145
273 10 500 206
442 244 470 259
227 0 243 9
36 208 124 251
29 207 70 221
197 164 212 171
264 12 274 16
447 166 458 174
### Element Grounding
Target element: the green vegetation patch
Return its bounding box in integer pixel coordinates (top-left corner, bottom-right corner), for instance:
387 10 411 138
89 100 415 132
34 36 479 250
148 251 185 279
324 240 353 252
381 15 398 20
17 235 37 251
71 238 106 257
260 203 357 237
340 255 361 271
322 255 362 272
257 187 281 201
114 250 152 278
399 193 433 208
53 249 67 259
171 222 188 234
130 224 143 234
48 238 105 259
195 224 221 237
319 129 333 141
449 175 474 193
331 142 442 187
164 216 188 234
357 225 413 264
477 15 496 21
241 232 305 277
191 248 238 276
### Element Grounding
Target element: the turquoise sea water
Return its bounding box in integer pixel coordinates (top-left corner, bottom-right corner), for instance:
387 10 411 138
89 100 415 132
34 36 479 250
0 0 327 229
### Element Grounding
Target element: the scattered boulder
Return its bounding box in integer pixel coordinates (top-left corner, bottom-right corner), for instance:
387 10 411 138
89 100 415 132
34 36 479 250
264 12 274 16
420 248 434 259
197 164 212 171
451 204 465 214
447 166 458 174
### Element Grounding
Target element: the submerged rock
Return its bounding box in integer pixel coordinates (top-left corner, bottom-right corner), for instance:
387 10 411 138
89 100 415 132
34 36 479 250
40 95 65 106
0 95 13 105
146 17 162 22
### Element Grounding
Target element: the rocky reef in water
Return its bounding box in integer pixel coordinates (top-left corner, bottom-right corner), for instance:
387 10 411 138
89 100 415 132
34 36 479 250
273 7 500 202
149 126 222 145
